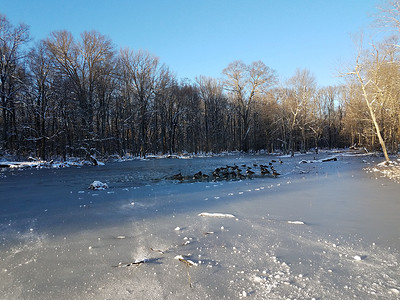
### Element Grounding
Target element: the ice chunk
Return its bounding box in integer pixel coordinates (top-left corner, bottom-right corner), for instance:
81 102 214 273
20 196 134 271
198 212 236 218
88 181 108 190
288 221 305 225
353 255 362 261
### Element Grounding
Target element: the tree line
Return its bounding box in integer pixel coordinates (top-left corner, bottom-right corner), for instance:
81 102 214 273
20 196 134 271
1 3 400 160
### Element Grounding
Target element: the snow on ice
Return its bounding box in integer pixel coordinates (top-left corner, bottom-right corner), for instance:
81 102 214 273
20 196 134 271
198 212 236 218
366 159 400 183
88 181 109 190
287 220 305 225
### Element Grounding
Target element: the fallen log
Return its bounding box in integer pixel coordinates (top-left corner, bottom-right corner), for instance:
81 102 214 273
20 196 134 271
300 157 338 164
321 157 337 162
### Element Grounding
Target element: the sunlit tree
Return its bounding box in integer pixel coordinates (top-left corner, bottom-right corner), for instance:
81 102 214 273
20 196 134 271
223 60 277 151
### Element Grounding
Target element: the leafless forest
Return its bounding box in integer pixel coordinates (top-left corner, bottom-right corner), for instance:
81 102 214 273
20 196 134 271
1 2 400 160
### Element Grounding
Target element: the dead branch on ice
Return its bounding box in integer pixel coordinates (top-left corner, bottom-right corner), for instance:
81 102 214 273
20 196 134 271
299 157 338 164
175 255 198 288
150 247 167 254
112 258 147 268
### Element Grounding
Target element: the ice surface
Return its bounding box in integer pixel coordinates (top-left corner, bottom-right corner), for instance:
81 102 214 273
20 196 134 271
1 152 400 299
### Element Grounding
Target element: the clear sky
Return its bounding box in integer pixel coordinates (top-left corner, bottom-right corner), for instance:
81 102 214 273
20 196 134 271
1 0 382 87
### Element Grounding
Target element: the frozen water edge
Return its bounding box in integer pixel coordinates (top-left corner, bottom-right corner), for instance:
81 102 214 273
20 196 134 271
0 153 400 299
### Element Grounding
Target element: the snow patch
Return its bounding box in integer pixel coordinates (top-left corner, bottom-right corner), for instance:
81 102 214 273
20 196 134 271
174 255 198 266
198 212 236 218
0 157 105 169
288 221 305 225
88 181 109 190
365 160 400 183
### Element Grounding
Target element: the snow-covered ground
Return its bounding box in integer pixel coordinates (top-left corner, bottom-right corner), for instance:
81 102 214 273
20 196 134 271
0 156 103 169
0 151 399 299
365 159 400 183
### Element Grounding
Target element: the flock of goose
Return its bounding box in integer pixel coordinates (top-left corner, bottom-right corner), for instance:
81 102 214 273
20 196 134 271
171 159 282 182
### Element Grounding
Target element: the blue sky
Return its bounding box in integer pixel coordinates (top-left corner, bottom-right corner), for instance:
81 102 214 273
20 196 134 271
2 0 382 86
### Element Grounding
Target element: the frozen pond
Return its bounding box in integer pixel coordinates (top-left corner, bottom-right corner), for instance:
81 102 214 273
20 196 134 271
1 152 399 299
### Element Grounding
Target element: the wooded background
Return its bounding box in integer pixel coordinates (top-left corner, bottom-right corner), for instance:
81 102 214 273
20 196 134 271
1 2 400 160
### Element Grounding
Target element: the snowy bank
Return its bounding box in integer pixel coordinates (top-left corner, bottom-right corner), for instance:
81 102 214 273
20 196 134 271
365 159 400 183
0 157 104 169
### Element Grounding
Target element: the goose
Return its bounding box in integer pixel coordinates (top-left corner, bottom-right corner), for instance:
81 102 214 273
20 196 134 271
173 172 184 181
193 171 203 180
246 169 255 176
261 168 270 175
272 170 280 177
212 171 220 180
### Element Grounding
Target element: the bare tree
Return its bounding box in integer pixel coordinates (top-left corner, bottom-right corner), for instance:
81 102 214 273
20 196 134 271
376 0 400 33
286 69 317 152
318 86 343 148
119 49 164 156
27 41 53 159
196 76 227 152
0 14 30 151
152 67 177 154
346 39 396 161
223 60 277 151
45 30 115 155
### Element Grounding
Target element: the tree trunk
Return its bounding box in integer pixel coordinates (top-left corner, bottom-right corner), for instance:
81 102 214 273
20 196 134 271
357 69 390 161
